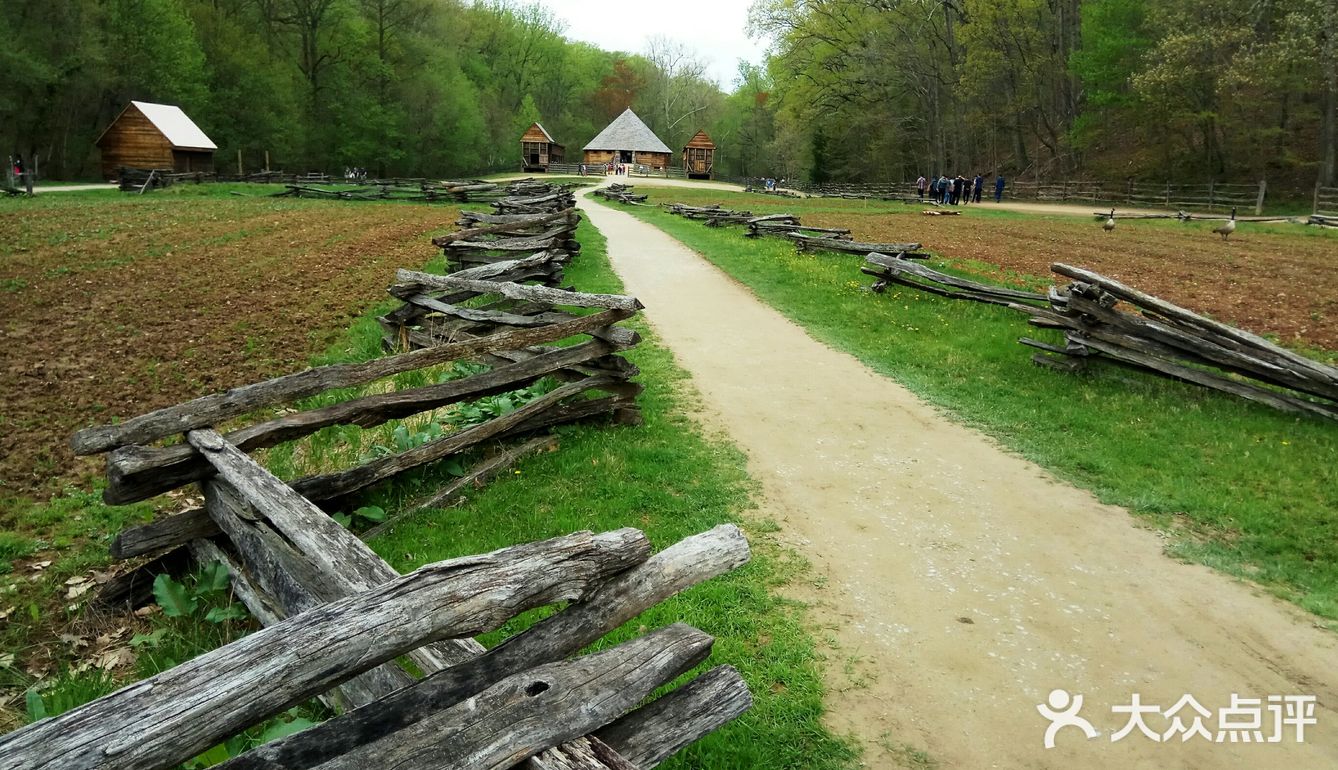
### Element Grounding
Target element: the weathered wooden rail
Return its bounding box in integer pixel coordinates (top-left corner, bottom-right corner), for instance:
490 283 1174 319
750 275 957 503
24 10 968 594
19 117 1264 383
861 251 1338 420
10 181 754 769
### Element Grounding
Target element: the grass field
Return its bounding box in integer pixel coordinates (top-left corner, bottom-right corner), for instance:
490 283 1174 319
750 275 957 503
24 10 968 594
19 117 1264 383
622 190 1338 625
0 189 857 767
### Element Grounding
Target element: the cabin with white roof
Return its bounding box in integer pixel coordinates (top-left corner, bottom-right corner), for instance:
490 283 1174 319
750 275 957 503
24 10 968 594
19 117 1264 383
95 101 218 179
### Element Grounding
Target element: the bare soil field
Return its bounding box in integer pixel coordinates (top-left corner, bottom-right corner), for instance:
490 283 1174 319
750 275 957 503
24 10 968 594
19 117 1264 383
0 194 449 498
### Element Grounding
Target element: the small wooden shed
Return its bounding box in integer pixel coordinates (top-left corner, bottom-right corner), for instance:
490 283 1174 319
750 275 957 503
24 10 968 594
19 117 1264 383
683 130 716 179
520 122 565 172
96 101 217 179
583 108 673 171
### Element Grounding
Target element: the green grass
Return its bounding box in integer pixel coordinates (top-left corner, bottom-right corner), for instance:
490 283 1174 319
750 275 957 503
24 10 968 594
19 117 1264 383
624 197 1338 625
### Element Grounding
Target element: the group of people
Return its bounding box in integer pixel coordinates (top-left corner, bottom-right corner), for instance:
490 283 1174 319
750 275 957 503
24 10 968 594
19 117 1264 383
578 163 631 176
762 177 786 191
916 173 1006 205
343 167 368 181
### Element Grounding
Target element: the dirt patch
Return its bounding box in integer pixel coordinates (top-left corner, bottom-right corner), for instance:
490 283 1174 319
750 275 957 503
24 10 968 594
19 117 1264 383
0 197 451 498
811 210 1338 351
583 191 1338 769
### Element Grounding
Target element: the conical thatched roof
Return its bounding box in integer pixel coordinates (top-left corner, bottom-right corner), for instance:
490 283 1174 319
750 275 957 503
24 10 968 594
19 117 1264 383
583 108 672 154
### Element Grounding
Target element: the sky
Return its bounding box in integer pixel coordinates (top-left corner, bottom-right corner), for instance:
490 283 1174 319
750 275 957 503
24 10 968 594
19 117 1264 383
532 0 769 89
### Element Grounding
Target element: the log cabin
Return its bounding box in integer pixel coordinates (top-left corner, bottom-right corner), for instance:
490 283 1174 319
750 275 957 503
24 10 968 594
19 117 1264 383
683 130 716 179
95 101 217 179
583 108 672 171
520 122 565 172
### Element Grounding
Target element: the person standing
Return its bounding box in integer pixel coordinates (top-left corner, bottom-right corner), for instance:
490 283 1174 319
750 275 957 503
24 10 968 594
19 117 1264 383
973 173 984 203
994 173 1006 202
916 174 927 201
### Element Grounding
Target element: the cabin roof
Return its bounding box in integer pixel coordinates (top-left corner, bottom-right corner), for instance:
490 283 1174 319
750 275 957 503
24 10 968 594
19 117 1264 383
522 122 563 148
583 108 672 154
97 101 218 151
684 130 715 150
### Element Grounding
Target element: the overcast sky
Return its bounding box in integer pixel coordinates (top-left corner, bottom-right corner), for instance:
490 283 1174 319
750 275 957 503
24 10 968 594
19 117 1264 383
532 0 769 89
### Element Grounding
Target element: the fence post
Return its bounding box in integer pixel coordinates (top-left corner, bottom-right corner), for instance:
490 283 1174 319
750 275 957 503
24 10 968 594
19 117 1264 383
1313 181 1320 216
1208 180 1215 212
1255 179 1267 215
1164 182 1171 209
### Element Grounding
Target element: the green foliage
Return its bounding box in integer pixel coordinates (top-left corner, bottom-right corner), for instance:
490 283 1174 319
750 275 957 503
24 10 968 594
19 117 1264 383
151 562 248 623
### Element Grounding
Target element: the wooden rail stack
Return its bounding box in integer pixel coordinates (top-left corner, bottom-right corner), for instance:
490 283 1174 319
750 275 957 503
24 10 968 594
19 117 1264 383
435 207 582 274
788 232 926 258
2 181 755 769
663 202 754 226
744 214 853 240
1016 265 1338 421
593 184 648 204
10 413 752 769
862 254 1046 306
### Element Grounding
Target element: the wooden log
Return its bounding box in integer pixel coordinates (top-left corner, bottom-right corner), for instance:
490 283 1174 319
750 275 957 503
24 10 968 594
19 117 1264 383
213 524 749 770
0 528 651 770
104 340 620 505
191 428 485 678
394 270 642 312
304 624 713 770
360 435 558 539
287 376 629 504
526 737 639 770
1051 264 1338 389
106 395 639 562
1074 336 1338 421
594 665 753 769
110 507 216 559
72 308 635 455
447 236 562 253
788 233 922 254
865 253 1047 304
1062 292 1338 402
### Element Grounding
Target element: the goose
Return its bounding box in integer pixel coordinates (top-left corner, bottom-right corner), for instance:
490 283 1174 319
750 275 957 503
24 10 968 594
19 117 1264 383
1103 208 1116 233
1212 207 1237 240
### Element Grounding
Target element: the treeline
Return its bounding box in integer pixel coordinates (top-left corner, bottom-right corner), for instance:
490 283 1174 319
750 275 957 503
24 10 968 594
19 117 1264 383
747 0 1338 187
0 0 729 180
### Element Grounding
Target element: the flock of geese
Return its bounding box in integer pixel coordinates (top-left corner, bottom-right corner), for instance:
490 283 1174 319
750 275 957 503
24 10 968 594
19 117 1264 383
1103 206 1238 240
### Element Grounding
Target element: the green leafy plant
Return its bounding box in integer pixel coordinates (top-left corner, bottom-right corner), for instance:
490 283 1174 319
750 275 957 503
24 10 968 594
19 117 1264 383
151 562 248 624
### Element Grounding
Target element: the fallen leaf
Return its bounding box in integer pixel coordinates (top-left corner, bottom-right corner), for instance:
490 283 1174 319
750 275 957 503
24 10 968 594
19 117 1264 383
0 653 14 669
133 605 161 617
66 583 93 600
30 561 51 571
58 634 88 648
0 607 14 620
96 648 136 671
65 575 89 586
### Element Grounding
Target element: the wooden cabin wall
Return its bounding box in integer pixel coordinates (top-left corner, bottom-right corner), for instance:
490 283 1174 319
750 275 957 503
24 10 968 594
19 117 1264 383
173 150 214 173
97 108 174 179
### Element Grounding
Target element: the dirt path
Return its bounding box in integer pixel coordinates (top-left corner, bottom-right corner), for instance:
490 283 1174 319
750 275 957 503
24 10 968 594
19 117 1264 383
578 192 1338 768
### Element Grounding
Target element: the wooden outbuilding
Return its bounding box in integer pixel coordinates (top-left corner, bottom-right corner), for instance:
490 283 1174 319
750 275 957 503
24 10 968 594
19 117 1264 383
95 101 217 179
583 108 673 171
683 130 716 179
520 122 564 172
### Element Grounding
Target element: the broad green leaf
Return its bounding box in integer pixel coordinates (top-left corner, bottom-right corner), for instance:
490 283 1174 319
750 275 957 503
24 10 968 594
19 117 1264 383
194 561 231 597
24 689 46 721
205 604 249 624
153 573 197 617
259 716 318 744
130 628 168 648
332 512 353 528
354 505 387 522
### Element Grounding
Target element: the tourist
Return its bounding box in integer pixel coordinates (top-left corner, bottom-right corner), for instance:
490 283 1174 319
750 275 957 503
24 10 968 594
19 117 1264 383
994 173 1006 202
916 174 926 200
973 173 984 203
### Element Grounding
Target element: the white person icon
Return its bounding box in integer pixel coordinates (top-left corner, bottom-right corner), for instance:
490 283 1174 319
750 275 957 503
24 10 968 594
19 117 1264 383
1038 689 1100 748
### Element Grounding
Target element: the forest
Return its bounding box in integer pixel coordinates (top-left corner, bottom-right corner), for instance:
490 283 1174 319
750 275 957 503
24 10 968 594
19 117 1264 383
1 0 1334 187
